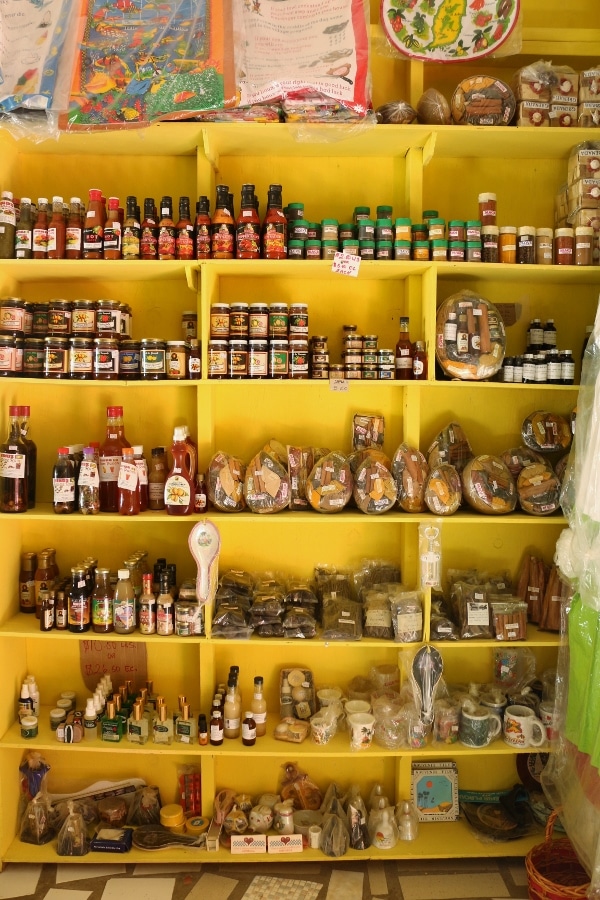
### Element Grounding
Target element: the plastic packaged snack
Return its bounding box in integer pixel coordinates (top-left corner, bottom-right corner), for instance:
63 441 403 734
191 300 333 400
435 290 506 381
287 446 315 511
322 597 363 641
306 452 353 513
262 439 288 468
126 786 161 826
392 443 429 513
207 452 246 512
517 463 562 515
211 601 253 640
516 553 549 624
353 559 402 599
427 422 473 473
390 591 423 643
521 411 572 454
279 762 323 810
274 718 310 743
424 464 462 516
244 451 290 514
56 801 89 856
284 579 319 609
491 599 528 640
500 445 547 478
376 101 417 124
352 414 385 451
461 454 517 515
352 457 397 514
451 76 516 126
453 581 493 640
314 564 354 601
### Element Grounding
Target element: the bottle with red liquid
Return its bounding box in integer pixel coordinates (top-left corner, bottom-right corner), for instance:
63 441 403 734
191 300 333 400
175 196 194 260
132 445 148 511
210 185 235 259
158 196 176 260
103 197 122 260
65 197 82 259
261 184 287 259
47 196 66 260
412 341 428 380
99 405 130 512
236 184 260 259
194 196 211 260
118 447 139 516
0 405 28 513
82 188 104 259
17 405 36 508
32 198 49 260
164 426 194 516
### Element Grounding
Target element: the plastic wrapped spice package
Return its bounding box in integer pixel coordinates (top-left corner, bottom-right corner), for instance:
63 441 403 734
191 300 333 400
500 445 546 478
427 422 474 473
352 413 385 451
314 564 355 601
516 553 549 624
491 599 528 640
389 590 424 643
348 447 392 476
451 581 493 640
352 457 397 514
392 443 429 513
362 588 394 640
521 411 572 454
321 597 363 641
284 578 319 610
249 590 285 637
56 801 90 857
282 606 317 639
353 558 402 599
461 454 517 515
306 452 353 513
287 445 315 511
424 464 462 516
435 290 506 381
243 451 290 513
429 590 459 641
451 76 516 126
517 463 562 515
376 100 417 124
207 451 246 512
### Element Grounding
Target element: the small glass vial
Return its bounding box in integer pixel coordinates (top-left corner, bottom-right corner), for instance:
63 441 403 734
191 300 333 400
153 704 173 744
242 711 257 746
156 574 174 636
502 356 514 383
210 709 224 746
536 228 554 265
522 353 536 384
127 702 149 744
499 226 517 263
412 341 427 380
560 349 575 385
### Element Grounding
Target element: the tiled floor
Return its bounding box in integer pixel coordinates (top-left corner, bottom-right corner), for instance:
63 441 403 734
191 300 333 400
0 857 529 900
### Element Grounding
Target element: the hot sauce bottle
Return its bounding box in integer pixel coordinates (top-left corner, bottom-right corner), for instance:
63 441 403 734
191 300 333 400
236 184 261 259
103 197 122 260
194 195 211 260
140 197 158 260
65 197 83 259
15 197 33 259
394 316 413 380
82 188 104 259
99 405 130 512
32 198 49 260
158 195 176 260
47 196 66 260
211 185 235 259
122 195 140 259
175 196 194 260
261 184 287 259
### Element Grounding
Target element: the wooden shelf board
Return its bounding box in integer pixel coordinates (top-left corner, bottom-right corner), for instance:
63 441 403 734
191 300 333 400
0 259 189 283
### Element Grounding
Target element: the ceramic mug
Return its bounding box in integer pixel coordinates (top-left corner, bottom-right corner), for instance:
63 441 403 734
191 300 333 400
317 687 342 708
503 704 546 748
344 699 371 717
459 706 502 748
348 712 376 750
310 715 337 745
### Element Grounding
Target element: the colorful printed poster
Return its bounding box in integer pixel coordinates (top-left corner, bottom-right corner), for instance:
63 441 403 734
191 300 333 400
0 0 76 112
66 0 234 128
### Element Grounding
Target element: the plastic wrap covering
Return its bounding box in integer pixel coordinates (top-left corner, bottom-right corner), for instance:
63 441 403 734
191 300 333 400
544 299 600 895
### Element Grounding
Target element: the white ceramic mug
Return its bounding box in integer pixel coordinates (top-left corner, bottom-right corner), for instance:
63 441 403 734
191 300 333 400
345 699 371 718
348 712 376 750
310 715 337 745
503 704 546 748
317 687 342 708
459 706 502 748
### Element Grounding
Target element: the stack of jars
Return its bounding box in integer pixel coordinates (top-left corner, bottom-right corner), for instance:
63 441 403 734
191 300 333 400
208 300 309 379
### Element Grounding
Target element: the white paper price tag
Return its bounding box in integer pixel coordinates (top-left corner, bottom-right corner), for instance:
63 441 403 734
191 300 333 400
332 251 360 277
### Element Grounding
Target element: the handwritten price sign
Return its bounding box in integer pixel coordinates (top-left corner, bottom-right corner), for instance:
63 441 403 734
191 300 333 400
80 639 148 692
332 251 360 277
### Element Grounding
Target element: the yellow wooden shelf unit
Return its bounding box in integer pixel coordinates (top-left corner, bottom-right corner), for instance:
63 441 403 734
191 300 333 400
0 0 593 866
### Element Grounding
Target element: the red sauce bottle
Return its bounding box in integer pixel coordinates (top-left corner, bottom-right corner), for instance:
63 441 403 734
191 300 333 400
65 197 82 259
118 447 140 516
82 188 104 259
394 316 413 381
141 197 158 260
194 196 211 260
158 196 176 261
261 184 287 259
99 405 130 512
32 198 49 260
236 184 261 259
164 426 194 516
211 185 235 259
103 197 122 260
175 196 194 260
47 196 66 259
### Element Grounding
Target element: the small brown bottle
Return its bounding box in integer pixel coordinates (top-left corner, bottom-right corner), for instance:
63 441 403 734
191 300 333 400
210 708 224 746
19 552 37 614
39 590 55 631
54 589 68 630
242 711 257 746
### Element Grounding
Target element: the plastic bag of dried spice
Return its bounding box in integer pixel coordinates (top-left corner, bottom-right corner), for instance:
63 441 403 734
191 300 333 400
461 454 517 515
392 443 429 513
243 451 290 514
306 452 353 514
207 452 246 512
352 457 397 515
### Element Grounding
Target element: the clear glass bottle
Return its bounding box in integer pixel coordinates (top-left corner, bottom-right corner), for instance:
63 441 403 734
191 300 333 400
47 195 66 260
236 184 261 260
68 565 90 633
122 195 140 260
132 445 148 511
39 589 55 632
175 702 197 744
138 573 156 634
82 188 104 259
127 702 149 744
164 426 194 516
1 405 29 513
117 446 139 516
395 316 413 380
148 446 167 510
52 447 76 514
250 676 267 737
242 711 257 746
223 679 241 739
261 183 287 259
65 197 82 259
210 708 224 745
83 698 98 741
92 567 114 634
158 195 176 260
156 573 174 636
19 551 37 614
79 446 100 514
0 190 16 259
194 195 211 260
153 703 173 744
99 405 130 512
113 569 135 634
101 699 123 742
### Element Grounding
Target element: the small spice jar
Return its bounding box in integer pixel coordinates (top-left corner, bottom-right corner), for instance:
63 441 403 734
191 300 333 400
248 339 268 379
321 219 339 242
329 363 345 380
363 334 378 350
431 240 448 261
375 218 393 242
23 337 44 377
322 240 339 260
448 220 466 242
362 365 378 380
307 222 321 241
249 303 268 338
311 364 329 379
305 240 321 259
21 715 38 739
93 338 119 380
210 303 230 339
359 240 375 260
290 219 309 242
47 299 73 336
555 227 574 265
50 707 66 731
289 303 309 335
575 226 594 266
269 339 289 378
345 363 362 379
119 340 141 379
357 219 375 241
395 218 412 242
166 341 188 380
229 302 249 338
394 240 411 260
288 240 304 259
412 240 430 261
427 219 445 240
289 339 309 379
228 339 248 379
69 337 93 380
448 241 465 262
342 238 359 256
478 192 497 225
535 228 554 265
339 223 355 241
466 241 482 262
120 303 132 338
499 226 517 263
95 299 120 338
269 303 288 338
207 339 228 379
376 241 393 260
466 220 482 241
517 226 536 264
44 336 70 378
481 226 499 263
311 335 328 352
140 338 166 380
71 299 97 336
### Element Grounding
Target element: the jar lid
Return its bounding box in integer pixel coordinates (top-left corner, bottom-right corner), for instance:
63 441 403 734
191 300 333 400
358 219 375 227
395 217 412 226
411 223 427 232
394 240 412 247
481 226 499 235
575 226 595 235
466 220 482 227
322 240 339 246
50 707 66 720
555 227 574 237
73 298 97 306
231 302 249 309
517 226 536 234
288 202 304 210
208 339 228 346
290 303 308 309
288 240 304 247
182 309 197 316
306 239 322 247
341 239 358 248
329 364 345 371
354 206 370 214
160 804 185 827
21 716 37 727
364 334 378 340
422 209 439 218
185 816 210 835
431 239 448 246
166 341 188 347
359 240 375 247
536 227 553 238
270 339 289 346
376 240 393 247
293 218 310 227
449 241 465 247
140 338 165 346
499 226 517 234
448 219 465 227
478 192 497 201
466 241 482 247
229 339 248 346
321 218 339 226
44 336 69 344
269 302 288 309
412 240 429 247
375 218 393 226
211 302 230 308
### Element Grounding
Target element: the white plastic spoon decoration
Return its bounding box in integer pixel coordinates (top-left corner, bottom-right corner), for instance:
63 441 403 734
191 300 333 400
188 519 220 606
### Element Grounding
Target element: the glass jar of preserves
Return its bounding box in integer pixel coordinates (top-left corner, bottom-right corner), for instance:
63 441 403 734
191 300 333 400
23 301 33 336
71 299 97 336
248 339 268 379
23 338 44 377
329 363 345 380
228 339 248 379
269 339 288 378
0 335 20 376
140 339 166 379
289 339 309 379
362 365 378 380
166 341 188 380
69 338 93 380
311 335 328 352
96 299 121 338
0 297 27 336
208 340 228 379
120 303 132 338
119 340 140 379
93 338 119 380
229 302 249 338
345 363 362 379
181 310 197 341
44 336 70 378
32 303 48 336
499 226 517 263
47 300 73 336
210 303 230 339
249 303 268 338
269 303 288 338
289 303 308 335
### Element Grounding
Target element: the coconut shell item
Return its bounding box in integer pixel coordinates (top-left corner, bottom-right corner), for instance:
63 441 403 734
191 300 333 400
207 451 246 512
424 463 462 516
427 422 473 473
451 75 516 126
416 88 451 125
436 290 506 381
500 445 546 479
306 451 353 514
392 443 428 513
352 458 397 515
521 411 572 454
517 463 561 516
375 101 417 125
462 454 517 515
243 451 290 514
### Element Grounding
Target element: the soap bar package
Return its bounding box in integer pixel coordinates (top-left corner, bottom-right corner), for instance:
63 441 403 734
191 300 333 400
90 826 133 853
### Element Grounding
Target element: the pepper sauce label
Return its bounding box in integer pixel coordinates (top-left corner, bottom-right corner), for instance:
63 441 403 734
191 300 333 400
196 223 210 258
83 225 103 250
176 227 194 260
141 226 158 258
211 222 235 256
158 226 176 259
262 222 285 257
65 226 81 251
236 222 260 257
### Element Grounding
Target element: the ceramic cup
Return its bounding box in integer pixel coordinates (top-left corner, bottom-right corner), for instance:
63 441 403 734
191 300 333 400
344 699 371 717
317 687 342 708
459 706 502 748
539 700 558 741
348 712 376 750
503 704 546 748
310 715 337 745
479 691 507 718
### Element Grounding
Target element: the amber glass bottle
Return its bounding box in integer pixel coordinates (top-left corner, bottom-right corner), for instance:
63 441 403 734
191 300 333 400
32 198 49 260
157 196 176 260
211 185 235 259
236 184 261 259
65 197 83 259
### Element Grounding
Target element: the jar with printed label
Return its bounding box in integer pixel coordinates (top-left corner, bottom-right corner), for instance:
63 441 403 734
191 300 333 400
166 342 188 380
93 338 119 380
269 339 289 378
555 227 574 265
289 339 309 379
32 303 48 336
47 300 73 336
140 339 166 380
0 297 27 336
249 303 268 338
210 303 230 339
575 226 594 266
23 338 44 377
72 299 97 336
536 228 554 265
228 340 248 378
230 303 249 338
44 337 70 379
269 303 288 338
95 299 121 338
478 192 497 225
248 340 268 379
499 227 517 263
208 340 228 379
69 338 93 380
181 310 197 340
289 303 309 335
0 336 21 377
119 340 140 379
481 226 499 263
517 226 535 264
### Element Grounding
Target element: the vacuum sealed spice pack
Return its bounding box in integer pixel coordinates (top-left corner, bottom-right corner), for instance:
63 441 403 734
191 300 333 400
363 589 394 640
427 423 473 473
287 446 314 511
451 76 516 126
207 452 246 512
435 290 506 381
322 597 363 641
306 452 353 513
243 451 290 514
352 457 397 514
452 581 493 640
500 445 546 478
491 600 528 640
392 444 429 513
424 464 462 516
517 463 561 515
390 590 423 643
461 454 517 515
521 411 572 454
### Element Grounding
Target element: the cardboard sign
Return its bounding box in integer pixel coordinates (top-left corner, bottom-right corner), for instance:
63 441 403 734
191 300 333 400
80 638 148 692
268 834 303 854
230 834 267 855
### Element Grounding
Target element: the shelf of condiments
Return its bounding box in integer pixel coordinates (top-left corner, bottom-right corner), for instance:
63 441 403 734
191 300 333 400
0 299 201 379
208 307 425 381
499 318 579 385
21 547 204 637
